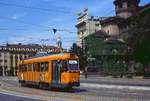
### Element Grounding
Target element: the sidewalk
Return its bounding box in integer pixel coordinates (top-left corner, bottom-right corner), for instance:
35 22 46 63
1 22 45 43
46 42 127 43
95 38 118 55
80 75 150 91
80 75 150 87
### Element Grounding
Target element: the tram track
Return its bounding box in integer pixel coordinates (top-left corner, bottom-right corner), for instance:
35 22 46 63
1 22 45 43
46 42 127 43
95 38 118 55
0 87 83 101
0 79 107 100
0 80 84 101
1 79 150 101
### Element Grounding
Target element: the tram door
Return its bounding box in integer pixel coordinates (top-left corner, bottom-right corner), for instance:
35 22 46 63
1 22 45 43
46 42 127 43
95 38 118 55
52 61 61 84
40 63 45 82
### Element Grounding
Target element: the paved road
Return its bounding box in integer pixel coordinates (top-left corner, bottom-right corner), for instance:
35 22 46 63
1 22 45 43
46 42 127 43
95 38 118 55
0 93 43 101
1 77 150 101
1 76 150 87
80 75 150 87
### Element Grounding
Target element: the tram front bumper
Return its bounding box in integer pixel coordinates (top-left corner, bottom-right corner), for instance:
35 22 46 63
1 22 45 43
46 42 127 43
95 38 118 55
59 82 80 88
68 82 80 87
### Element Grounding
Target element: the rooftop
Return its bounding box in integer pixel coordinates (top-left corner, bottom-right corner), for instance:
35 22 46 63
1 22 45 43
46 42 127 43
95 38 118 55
100 16 125 25
0 43 58 49
94 30 110 38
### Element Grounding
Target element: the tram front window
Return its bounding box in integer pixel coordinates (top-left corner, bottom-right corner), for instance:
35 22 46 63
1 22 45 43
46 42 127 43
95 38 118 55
68 60 79 71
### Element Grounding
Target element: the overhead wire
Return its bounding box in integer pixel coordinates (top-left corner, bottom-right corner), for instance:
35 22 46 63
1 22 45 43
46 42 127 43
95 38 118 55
0 1 77 33
0 1 75 14
0 1 77 45
0 16 76 33
0 28 34 31
0 16 48 28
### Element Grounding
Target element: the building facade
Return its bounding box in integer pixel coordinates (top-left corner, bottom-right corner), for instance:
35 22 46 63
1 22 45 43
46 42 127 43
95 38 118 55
101 0 140 38
76 0 140 48
78 0 149 75
114 0 140 18
0 43 62 76
76 0 149 48
101 16 125 36
76 8 106 47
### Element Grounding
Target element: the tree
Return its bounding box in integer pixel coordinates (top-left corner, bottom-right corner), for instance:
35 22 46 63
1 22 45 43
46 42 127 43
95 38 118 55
70 43 86 71
72 43 78 54
126 7 150 75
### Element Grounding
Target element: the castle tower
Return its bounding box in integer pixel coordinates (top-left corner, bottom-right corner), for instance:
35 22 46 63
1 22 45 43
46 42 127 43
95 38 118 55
113 0 140 18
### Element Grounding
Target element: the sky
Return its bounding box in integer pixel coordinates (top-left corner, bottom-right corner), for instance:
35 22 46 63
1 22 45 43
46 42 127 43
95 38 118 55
0 0 149 49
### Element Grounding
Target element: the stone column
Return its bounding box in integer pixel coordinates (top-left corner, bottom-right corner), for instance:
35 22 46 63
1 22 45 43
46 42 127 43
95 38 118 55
22 54 25 60
18 54 20 62
1 53 5 76
13 54 16 76
26 54 29 59
0 53 1 76
17 54 20 76
7 52 10 76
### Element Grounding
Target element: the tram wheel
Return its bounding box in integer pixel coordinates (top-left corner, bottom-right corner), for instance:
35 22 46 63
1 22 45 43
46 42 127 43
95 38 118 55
38 83 43 89
20 83 25 87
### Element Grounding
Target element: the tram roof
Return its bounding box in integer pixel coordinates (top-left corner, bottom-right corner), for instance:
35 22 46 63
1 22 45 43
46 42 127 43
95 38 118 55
20 53 78 63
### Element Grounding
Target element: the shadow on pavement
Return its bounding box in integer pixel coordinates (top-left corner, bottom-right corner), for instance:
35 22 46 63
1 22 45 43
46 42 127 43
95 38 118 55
46 87 88 93
21 84 88 93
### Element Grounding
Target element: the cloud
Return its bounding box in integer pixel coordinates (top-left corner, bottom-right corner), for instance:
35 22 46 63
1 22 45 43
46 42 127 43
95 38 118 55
11 12 27 20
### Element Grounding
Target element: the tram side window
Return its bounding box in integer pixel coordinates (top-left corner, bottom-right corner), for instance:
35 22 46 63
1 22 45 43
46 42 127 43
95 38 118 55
33 63 37 72
21 64 27 72
36 63 40 72
40 63 45 72
28 64 32 71
45 62 49 72
18 65 21 72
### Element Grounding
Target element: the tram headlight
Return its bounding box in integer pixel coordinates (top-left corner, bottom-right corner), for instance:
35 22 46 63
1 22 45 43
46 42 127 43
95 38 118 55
72 77 77 82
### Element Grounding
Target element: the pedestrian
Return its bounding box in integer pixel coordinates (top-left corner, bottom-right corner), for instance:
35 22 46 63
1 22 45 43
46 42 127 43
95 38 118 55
85 71 87 79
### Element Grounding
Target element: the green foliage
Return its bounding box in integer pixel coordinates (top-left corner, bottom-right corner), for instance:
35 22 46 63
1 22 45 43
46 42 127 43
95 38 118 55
70 43 85 70
72 43 78 54
84 33 127 74
126 8 150 64
84 35 105 56
102 56 127 75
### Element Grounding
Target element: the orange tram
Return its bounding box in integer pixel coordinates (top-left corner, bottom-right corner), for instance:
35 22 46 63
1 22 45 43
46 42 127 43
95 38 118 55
18 53 80 88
